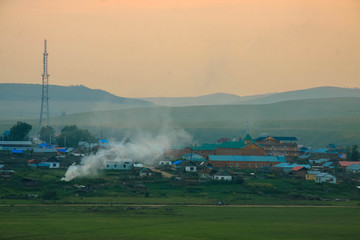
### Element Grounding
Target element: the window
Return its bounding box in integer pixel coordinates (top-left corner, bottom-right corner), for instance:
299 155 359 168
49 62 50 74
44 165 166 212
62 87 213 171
229 163 233 167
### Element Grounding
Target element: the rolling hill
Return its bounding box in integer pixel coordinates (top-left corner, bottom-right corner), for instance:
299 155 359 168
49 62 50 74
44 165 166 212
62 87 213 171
0 83 152 118
2 97 356 148
142 86 360 106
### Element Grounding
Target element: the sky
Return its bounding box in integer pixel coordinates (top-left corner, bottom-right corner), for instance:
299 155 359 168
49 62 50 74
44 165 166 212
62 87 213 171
0 0 360 98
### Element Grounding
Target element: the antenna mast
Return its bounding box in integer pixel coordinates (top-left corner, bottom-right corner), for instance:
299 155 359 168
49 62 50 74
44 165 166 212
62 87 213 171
39 39 50 129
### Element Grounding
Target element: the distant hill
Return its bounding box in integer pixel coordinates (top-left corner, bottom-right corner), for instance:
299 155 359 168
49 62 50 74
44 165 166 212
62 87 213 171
235 86 360 104
0 83 152 118
12 97 357 148
142 87 360 106
141 92 273 106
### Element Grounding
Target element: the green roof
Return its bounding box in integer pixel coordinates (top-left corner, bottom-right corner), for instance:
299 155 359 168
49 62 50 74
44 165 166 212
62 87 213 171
217 141 246 149
244 134 252 141
192 143 218 151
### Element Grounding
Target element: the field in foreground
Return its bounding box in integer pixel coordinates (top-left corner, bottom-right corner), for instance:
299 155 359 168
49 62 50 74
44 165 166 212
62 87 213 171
0 206 359 240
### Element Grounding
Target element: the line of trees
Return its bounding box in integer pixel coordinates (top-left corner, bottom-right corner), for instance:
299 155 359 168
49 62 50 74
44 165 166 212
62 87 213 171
2 122 96 148
345 145 359 161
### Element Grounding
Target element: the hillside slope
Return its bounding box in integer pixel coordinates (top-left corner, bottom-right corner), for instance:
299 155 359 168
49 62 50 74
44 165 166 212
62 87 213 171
28 97 360 148
142 86 360 106
0 83 152 118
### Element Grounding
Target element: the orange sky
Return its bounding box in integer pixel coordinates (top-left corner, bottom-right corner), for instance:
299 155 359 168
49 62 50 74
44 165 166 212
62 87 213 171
0 0 359 97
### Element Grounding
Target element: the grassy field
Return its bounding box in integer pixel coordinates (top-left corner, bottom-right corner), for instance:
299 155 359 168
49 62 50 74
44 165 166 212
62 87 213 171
1 167 360 207
0 205 359 240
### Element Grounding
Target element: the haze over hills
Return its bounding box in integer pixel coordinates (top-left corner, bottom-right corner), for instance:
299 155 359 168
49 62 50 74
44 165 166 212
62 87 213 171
142 86 360 106
1 97 356 148
141 92 273 106
0 83 152 118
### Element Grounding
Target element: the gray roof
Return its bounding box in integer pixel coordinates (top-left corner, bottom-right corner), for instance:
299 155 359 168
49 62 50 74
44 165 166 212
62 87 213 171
316 173 335 178
307 171 321 175
347 164 360 170
33 148 58 153
0 141 32 146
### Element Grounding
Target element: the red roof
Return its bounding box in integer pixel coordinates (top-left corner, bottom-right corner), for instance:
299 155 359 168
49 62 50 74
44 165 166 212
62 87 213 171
339 161 360 167
291 166 305 171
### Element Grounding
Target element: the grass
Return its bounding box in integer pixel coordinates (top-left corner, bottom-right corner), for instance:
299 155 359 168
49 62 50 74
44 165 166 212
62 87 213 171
0 206 359 240
1 167 360 206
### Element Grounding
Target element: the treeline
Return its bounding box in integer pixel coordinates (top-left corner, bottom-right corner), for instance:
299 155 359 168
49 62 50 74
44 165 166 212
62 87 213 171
1 121 96 147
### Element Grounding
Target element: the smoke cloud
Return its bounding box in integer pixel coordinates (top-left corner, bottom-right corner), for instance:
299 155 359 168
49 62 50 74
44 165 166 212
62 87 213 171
62 128 191 181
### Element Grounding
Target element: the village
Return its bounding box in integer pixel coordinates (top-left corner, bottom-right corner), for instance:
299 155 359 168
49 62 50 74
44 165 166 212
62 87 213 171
1 132 359 187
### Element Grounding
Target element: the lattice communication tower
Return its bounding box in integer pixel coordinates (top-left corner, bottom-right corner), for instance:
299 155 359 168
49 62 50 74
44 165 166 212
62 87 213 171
39 39 50 129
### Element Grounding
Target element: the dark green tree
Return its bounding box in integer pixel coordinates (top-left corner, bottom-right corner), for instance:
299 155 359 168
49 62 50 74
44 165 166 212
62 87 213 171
56 125 95 147
351 145 359 161
8 121 32 140
39 126 56 143
345 145 352 160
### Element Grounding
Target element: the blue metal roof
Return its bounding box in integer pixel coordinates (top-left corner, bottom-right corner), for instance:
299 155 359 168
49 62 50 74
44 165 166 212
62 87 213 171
208 155 286 163
11 149 23 153
346 164 360 170
273 163 311 169
322 162 334 167
172 160 183 165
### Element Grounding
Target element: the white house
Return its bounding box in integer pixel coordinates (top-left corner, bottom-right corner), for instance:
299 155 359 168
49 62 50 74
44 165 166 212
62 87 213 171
104 159 132 170
213 170 233 181
159 161 172 166
185 162 197 172
315 173 336 184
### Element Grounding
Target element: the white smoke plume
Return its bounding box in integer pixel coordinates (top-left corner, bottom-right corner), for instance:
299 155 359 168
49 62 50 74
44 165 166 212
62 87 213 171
62 128 192 181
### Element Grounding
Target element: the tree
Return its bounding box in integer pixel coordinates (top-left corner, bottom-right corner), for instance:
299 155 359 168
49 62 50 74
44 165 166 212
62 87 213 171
8 122 32 141
351 145 359 161
56 125 95 147
39 126 56 143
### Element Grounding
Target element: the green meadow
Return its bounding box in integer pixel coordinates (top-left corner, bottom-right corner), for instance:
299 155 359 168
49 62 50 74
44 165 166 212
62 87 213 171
0 206 359 240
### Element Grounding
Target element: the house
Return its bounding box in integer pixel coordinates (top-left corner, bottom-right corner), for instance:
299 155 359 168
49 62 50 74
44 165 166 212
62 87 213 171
322 161 336 169
37 162 60 168
215 140 265 156
255 136 299 157
133 163 144 168
0 164 15 178
171 160 183 170
139 168 153 177
213 170 233 181
309 159 330 165
159 160 172 166
29 157 60 168
104 159 132 170
32 148 58 156
191 144 217 158
291 166 308 178
306 171 321 181
272 163 311 174
182 153 206 162
346 164 360 173
339 161 360 168
309 148 341 161
315 173 336 184
0 141 32 150
208 155 286 169
184 161 197 173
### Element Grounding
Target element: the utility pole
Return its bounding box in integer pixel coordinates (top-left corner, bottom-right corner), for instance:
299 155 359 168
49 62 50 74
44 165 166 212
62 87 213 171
39 39 50 130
